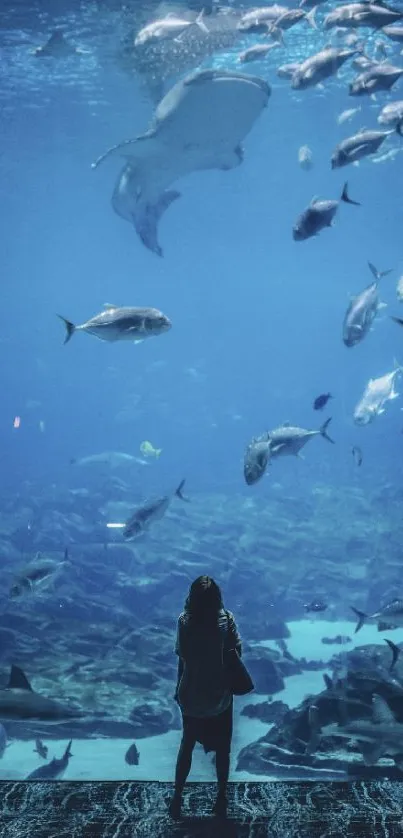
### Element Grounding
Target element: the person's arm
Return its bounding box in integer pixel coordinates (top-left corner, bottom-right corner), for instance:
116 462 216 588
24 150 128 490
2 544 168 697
174 618 184 700
226 611 242 656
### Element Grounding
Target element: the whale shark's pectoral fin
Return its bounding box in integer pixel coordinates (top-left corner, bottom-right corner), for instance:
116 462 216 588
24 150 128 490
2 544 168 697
218 144 244 170
91 130 158 169
134 190 181 257
7 665 34 691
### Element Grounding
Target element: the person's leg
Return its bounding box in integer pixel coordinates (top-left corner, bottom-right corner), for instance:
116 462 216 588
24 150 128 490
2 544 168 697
169 725 196 818
212 704 233 817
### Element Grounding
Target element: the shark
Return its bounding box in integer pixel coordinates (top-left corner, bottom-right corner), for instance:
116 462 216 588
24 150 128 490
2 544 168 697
321 695 403 770
0 666 84 724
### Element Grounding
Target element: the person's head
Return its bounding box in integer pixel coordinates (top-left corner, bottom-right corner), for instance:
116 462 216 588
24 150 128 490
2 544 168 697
184 576 223 621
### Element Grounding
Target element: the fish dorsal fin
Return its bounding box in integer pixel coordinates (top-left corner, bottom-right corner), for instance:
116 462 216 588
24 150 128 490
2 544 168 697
282 420 290 427
310 195 320 206
7 665 33 691
103 303 118 310
372 695 394 724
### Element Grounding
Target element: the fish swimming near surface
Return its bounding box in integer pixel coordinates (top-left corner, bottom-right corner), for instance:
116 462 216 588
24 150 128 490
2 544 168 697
352 445 363 466
26 740 73 780
134 11 208 47
313 393 332 410
324 3 403 31
122 480 189 539
353 362 402 424
33 738 48 759
342 261 392 347
291 46 361 90
9 550 70 599
243 436 271 485
92 69 270 257
352 600 403 633
125 742 140 765
293 183 360 241
0 665 83 724
331 126 402 168
265 418 335 460
58 305 171 344
349 63 403 96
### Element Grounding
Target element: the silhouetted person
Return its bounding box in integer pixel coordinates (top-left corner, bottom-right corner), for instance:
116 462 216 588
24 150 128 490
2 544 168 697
169 576 241 819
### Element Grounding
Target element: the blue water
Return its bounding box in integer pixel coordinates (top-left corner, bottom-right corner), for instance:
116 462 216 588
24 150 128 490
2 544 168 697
1 0 403 783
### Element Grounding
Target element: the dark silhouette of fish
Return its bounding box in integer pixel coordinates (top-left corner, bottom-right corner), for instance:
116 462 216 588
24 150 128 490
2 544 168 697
0 665 84 724
26 740 73 779
33 738 48 759
125 742 140 765
313 393 332 410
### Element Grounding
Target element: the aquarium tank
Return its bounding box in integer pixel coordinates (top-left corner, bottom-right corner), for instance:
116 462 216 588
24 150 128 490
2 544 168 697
2 0 403 790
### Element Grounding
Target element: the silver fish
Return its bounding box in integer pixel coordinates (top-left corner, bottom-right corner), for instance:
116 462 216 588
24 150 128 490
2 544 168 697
324 3 403 31
352 600 403 632
26 740 73 780
0 666 83 724
266 418 335 460
123 480 189 539
378 100 403 127
382 24 403 41
58 304 171 344
353 363 402 425
331 127 398 168
342 261 392 347
10 551 69 599
349 63 403 96
134 11 208 47
291 46 359 89
293 182 359 241
244 436 271 485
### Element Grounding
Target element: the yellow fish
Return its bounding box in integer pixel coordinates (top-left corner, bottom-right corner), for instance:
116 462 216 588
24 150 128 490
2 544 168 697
140 441 162 459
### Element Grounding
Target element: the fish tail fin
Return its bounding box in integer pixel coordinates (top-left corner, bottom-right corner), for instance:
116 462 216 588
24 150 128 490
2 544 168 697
195 10 209 33
368 261 393 281
393 356 403 374
319 417 335 444
384 638 400 672
156 448 162 458
175 479 190 502
57 315 75 344
396 120 403 137
341 182 360 206
135 190 181 257
391 316 403 328
351 606 367 634
64 740 73 759
305 6 317 29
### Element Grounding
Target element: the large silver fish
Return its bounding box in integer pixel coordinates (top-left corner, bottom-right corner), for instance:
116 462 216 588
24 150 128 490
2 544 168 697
266 418 335 460
291 46 359 90
353 363 402 424
324 3 403 31
342 261 392 347
349 63 403 96
122 480 189 539
58 304 171 344
331 127 399 168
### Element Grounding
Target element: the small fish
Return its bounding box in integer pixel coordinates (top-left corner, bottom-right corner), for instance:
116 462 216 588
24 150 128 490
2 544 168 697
293 182 360 241
313 393 332 411
0 724 7 759
139 441 162 459
238 43 276 64
123 480 189 539
352 445 363 466
33 739 48 759
304 600 328 613
337 106 361 125
125 742 140 765
58 305 171 345
298 145 313 170
391 315 403 327
353 362 402 425
396 276 403 301
33 30 81 58
378 101 403 128
26 740 73 780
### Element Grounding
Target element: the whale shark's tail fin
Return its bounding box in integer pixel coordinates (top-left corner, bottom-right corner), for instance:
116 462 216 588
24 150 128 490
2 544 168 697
134 190 181 257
